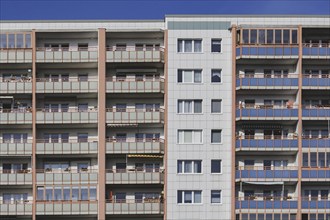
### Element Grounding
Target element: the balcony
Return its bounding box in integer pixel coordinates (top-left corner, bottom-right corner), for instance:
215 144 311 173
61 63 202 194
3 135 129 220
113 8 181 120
0 141 32 155
302 106 330 119
106 78 164 94
0 77 32 94
302 138 329 148
106 169 164 184
106 108 164 125
301 198 330 210
36 201 97 215
302 75 330 89
236 167 298 181
235 198 298 210
106 46 164 63
106 138 164 154
0 109 32 124
236 76 298 90
236 106 298 120
36 107 98 124
106 199 163 215
236 137 298 151
36 77 98 93
0 170 32 185
36 139 98 154
36 47 98 63
236 45 299 59
301 168 330 181
36 169 98 184
0 200 32 216
0 48 33 63
303 43 330 58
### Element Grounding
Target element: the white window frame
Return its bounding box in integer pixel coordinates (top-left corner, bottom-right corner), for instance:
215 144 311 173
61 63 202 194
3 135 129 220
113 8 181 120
211 190 222 204
177 69 202 83
177 160 202 174
211 160 222 174
177 190 202 204
211 99 222 114
177 130 203 144
177 100 202 114
211 129 222 144
211 69 222 83
211 39 222 53
178 39 203 53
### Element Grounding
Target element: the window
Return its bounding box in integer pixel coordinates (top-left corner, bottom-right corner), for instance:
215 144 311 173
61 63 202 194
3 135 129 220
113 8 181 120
78 74 88 81
177 190 202 204
78 133 88 142
177 69 202 83
178 39 202 53
211 130 222 143
211 39 222 52
78 43 88 51
177 160 202 173
211 100 222 113
211 160 222 173
178 100 202 113
211 190 221 203
116 44 126 51
211 69 222 83
78 103 88 112
177 130 202 144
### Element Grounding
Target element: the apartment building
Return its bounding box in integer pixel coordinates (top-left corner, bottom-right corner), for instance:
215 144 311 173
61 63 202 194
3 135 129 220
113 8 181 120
0 16 329 220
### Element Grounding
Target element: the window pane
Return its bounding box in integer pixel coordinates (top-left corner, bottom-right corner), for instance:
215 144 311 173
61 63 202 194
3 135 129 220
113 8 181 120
184 161 192 173
54 187 62 201
184 101 192 113
211 160 221 173
178 130 184 143
267 30 274 44
194 191 201 203
81 188 88 200
178 100 183 113
194 40 202 52
193 130 202 143
63 188 70 200
250 30 257 44
184 131 192 143
178 40 183 52
183 70 193 83
194 70 202 83
184 40 192 52
177 191 182 203
258 30 266 44
211 39 221 52
303 153 309 167
310 152 317 167
194 161 202 173
37 187 44 200
291 30 297 44
275 30 282 44
178 70 183 82
194 100 202 113
211 130 222 143
8 34 15 48
16 34 24 48
283 30 290 44
242 30 249 44
211 70 221 83
184 191 192 203
177 161 183 173
25 34 31 48
0 34 7 48
211 190 221 203
46 188 53 201
211 100 222 113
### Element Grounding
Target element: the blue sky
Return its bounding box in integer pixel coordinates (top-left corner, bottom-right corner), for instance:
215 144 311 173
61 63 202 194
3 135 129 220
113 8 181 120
0 0 329 20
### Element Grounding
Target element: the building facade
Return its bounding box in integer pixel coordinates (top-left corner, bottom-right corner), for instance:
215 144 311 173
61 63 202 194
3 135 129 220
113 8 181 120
0 16 329 220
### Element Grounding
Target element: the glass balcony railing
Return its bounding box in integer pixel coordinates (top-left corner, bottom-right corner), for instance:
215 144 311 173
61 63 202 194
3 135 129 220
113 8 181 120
301 168 330 180
0 77 32 93
36 47 98 63
106 46 165 63
106 78 165 93
302 75 330 88
36 169 98 184
106 199 164 215
0 140 33 155
236 166 299 181
236 137 298 151
36 77 98 93
36 139 98 154
236 77 298 89
106 169 164 184
236 106 298 120
302 107 330 118
0 48 33 63
303 43 330 57
0 108 32 124
236 198 298 210
106 138 164 154
236 45 299 59
36 200 98 215
0 200 32 216
301 197 330 209
36 107 98 124
0 170 32 185
302 138 330 148
106 108 164 124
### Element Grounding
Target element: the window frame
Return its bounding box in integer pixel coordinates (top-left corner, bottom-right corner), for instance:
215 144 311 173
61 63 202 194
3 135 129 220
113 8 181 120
177 160 202 174
211 190 222 204
211 69 222 83
211 99 222 114
177 190 202 204
211 39 222 53
177 69 202 83
177 39 203 53
177 130 203 144
177 99 203 114
211 129 222 144
211 160 222 174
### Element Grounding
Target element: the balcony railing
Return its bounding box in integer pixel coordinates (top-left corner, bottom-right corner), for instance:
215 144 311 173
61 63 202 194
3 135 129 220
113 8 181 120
301 168 330 180
236 45 299 59
236 136 298 151
0 140 33 155
302 74 330 88
36 169 98 184
0 200 32 216
106 46 165 63
106 199 164 215
236 76 298 89
106 138 164 154
106 169 164 184
236 105 298 120
0 48 33 63
36 47 98 63
302 106 330 118
0 170 32 185
36 139 98 154
236 197 298 210
236 166 298 181
303 43 330 57
0 77 32 93
36 107 98 124
36 77 98 93
302 138 330 148
0 108 32 124
301 197 330 209
36 200 98 215
106 78 165 93
106 108 164 124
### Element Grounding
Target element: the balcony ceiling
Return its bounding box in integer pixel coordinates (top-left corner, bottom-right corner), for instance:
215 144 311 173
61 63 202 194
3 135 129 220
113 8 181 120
37 32 98 39
106 31 164 39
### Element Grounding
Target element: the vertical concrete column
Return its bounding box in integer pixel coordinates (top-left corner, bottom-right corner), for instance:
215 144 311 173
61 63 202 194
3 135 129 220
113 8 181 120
231 25 237 220
297 25 303 220
163 29 168 220
31 29 37 220
98 28 106 220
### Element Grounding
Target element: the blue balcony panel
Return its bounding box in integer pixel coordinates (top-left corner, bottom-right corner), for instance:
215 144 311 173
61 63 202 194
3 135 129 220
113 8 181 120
301 201 330 209
236 139 298 149
236 109 298 118
237 46 299 57
303 47 330 56
302 139 330 148
302 109 330 118
236 170 298 179
237 78 298 88
302 78 330 87
302 169 330 179
236 200 298 209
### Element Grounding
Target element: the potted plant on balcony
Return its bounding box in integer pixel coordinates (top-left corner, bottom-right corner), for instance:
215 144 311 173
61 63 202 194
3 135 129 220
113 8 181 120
45 168 52 172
